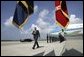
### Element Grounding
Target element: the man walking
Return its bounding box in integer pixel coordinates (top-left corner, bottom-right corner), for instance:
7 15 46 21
32 27 40 49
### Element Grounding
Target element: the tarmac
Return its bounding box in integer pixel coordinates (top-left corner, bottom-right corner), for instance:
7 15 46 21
1 35 83 56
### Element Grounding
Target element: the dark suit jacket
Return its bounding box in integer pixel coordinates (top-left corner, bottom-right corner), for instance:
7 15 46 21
32 30 40 40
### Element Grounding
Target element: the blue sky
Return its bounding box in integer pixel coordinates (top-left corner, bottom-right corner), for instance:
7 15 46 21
1 1 83 40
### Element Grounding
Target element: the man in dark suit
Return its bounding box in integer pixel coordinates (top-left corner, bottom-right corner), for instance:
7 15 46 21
32 27 40 49
47 34 48 43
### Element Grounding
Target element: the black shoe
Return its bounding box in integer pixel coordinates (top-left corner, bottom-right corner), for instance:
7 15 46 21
32 47 35 49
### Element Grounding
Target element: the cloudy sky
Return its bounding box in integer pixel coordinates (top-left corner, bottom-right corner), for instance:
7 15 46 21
1 1 83 40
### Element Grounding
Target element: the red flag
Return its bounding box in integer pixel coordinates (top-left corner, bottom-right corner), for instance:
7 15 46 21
55 1 69 28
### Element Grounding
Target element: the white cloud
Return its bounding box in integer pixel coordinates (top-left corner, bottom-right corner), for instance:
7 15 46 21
69 14 83 24
36 18 56 33
36 18 50 29
34 5 38 13
39 9 49 18
35 9 56 34
66 14 83 29
4 16 13 27
41 24 56 33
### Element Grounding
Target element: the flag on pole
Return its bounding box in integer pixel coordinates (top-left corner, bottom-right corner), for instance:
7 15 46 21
13 1 34 29
55 1 69 28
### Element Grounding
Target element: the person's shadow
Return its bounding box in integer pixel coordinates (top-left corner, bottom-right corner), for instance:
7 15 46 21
35 46 44 49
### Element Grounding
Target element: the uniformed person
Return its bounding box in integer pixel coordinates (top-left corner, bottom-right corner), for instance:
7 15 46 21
59 29 66 43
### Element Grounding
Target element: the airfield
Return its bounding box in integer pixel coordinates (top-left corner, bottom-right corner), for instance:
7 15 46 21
1 34 83 56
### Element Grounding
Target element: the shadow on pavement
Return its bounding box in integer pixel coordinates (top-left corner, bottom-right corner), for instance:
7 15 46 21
62 48 83 56
33 52 44 56
33 50 55 56
45 50 55 56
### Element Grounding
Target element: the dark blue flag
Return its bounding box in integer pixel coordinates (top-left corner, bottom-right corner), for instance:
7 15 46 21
13 1 34 29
